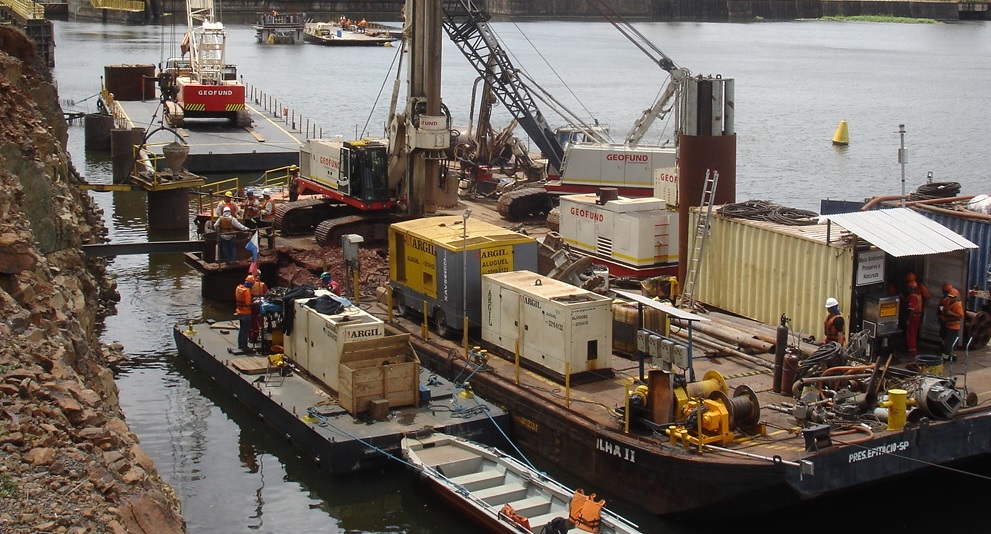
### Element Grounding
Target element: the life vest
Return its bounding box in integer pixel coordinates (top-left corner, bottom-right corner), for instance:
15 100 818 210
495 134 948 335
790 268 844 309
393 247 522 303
824 312 845 345
261 199 276 222
250 281 268 297
907 292 923 315
235 284 253 315
243 198 261 218
939 297 964 330
499 503 530 531
569 489 605 533
217 216 235 232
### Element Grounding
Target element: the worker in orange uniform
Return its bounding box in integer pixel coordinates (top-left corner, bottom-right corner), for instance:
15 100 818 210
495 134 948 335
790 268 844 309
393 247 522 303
215 190 239 218
236 276 255 352
242 188 262 224
823 297 846 346
288 165 300 202
259 189 276 225
905 280 923 356
358 18 368 33
249 271 269 344
938 283 964 362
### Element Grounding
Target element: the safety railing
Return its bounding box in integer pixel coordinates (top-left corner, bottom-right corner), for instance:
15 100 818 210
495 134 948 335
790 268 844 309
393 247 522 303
2 0 45 20
90 0 144 12
100 88 131 129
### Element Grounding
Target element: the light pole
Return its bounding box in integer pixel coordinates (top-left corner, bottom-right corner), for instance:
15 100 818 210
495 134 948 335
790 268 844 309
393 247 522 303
462 209 472 357
898 124 907 208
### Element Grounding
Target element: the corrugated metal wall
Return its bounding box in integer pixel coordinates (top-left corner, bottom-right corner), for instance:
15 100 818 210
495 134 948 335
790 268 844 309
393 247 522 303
916 209 991 310
694 211 855 338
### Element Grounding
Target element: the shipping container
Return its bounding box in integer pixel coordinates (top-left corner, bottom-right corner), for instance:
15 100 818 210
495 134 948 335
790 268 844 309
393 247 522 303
286 291 385 391
559 193 679 278
694 208 856 340
481 271 613 382
389 216 538 338
694 207 974 348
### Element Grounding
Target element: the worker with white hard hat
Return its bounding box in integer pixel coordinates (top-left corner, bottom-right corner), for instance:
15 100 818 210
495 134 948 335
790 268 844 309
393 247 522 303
823 297 845 346
260 188 276 224
216 207 248 263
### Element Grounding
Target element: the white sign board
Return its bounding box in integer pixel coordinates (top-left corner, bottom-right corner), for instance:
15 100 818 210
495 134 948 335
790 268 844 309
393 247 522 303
857 250 886 286
652 167 678 208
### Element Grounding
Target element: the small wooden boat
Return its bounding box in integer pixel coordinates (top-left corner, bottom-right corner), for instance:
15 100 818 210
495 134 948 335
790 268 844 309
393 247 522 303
303 22 398 47
401 432 642 534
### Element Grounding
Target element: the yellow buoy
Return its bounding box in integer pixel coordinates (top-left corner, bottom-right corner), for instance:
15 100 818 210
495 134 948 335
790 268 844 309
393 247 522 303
832 120 849 146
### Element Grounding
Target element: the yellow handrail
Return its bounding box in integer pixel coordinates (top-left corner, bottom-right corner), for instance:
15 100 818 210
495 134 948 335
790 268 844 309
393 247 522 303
90 0 145 12
2 0 45 20
100 88 131 129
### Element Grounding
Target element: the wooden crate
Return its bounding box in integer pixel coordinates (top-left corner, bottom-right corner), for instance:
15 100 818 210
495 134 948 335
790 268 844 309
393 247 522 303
338 334 418 415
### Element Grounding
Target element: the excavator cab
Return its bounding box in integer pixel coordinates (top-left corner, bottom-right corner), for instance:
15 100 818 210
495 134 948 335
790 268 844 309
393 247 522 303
343 140 390 203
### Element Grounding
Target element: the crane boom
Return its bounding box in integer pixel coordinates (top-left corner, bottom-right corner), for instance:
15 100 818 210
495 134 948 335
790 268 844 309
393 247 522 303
441 0 566 174
584 0 688 147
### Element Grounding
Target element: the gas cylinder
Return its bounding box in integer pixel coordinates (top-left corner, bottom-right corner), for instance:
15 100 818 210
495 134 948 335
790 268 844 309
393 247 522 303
780 352 800 398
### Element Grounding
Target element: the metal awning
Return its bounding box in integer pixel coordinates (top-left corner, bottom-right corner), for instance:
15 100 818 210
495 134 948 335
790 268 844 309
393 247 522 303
826 207 977 258
613 290 709 322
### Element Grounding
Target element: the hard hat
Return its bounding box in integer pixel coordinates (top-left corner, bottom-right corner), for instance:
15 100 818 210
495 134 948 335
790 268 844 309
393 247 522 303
222 207 232 215
290 165 299 171
320 271 331 281
824 297 839 308
948 288 959 297
245 275 255 283
246 188 254 195
225 191 233 198
907 281 918 289
943 282 953 292
904 272 916 282
262 188 272 196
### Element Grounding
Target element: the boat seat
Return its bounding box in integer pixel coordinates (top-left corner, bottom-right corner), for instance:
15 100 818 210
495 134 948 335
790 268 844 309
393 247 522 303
526 512 569 530
449 468 505 491
474 483 527 505
502 496 551 518
433 456 484 479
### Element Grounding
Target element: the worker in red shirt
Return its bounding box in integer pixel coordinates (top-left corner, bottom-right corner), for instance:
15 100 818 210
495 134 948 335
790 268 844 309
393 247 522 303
320 272 341 296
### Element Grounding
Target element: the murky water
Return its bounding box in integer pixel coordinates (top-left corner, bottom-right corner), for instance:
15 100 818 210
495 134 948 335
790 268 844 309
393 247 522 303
54 18 991 533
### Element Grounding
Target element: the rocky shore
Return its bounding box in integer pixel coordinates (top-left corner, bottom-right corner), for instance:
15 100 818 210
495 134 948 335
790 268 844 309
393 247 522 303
0 28 184 533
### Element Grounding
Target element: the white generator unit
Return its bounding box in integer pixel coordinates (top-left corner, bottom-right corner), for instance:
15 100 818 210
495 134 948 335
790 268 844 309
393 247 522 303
559 193 679 277
558 143 676 194
481 271 613 381
286 290 385 391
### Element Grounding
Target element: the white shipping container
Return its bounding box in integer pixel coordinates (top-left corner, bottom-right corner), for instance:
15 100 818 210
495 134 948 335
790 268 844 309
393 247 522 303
481 271 613 381
285 290 385 391
559 193 679 271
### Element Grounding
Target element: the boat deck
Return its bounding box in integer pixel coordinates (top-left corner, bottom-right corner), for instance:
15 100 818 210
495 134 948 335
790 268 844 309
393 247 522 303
112 98 304 174
383 293 991 516
172 320 511 474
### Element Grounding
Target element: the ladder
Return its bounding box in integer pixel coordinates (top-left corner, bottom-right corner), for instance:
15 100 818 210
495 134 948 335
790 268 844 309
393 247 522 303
680 170 719 310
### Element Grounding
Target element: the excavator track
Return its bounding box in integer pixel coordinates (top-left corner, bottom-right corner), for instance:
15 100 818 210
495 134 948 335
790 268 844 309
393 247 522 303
274 198 342 236
314 214 416 247
496 187 555 221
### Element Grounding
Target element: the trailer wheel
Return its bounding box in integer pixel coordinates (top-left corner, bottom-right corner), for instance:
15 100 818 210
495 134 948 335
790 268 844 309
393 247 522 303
434 309 454 339
394 290 409 317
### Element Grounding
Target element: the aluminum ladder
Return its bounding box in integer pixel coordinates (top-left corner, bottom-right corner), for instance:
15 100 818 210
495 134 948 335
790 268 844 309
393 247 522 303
680 170 719 310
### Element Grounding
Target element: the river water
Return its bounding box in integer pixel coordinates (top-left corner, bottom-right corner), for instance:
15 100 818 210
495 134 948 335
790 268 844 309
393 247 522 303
53 18 991 533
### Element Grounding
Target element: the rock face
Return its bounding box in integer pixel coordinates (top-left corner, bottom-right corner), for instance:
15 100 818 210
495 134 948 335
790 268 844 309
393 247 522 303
0 27 185 533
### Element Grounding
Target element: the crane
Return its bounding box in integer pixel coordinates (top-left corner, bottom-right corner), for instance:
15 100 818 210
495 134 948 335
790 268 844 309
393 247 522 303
442 0 684 219
160 0 248 127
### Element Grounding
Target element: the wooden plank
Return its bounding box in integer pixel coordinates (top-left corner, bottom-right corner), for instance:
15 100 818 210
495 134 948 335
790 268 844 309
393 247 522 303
245 128 265 142
231 356 271 375
340 333 411 363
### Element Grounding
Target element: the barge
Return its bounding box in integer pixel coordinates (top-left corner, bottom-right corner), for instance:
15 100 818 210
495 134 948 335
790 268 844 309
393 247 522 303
172 290 510 474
